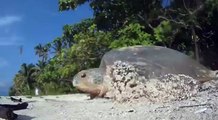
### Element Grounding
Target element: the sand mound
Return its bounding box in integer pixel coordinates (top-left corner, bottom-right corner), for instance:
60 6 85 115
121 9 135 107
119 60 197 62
105 61 200 103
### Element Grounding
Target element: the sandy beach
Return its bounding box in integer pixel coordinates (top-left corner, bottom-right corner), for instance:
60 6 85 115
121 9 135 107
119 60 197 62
1 86 218 120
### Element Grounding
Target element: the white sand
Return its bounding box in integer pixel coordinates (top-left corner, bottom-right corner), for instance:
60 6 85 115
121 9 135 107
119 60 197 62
1 88 218 120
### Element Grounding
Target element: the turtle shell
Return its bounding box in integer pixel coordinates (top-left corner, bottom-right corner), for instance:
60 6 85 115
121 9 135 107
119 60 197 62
99 45 212 79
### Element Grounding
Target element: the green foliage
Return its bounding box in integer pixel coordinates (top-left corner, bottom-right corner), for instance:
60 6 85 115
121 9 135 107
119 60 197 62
35 59 77 95
71 24 112 64
59 0 86 11
40 82 75 95
34 44 50 62
110 23 153 48
10 73 35 95
206 0 218 10
206 0 218 17
9 87 16 96
153 21 175 47
61 66 75 78
59 0 162 30
62 19 94 47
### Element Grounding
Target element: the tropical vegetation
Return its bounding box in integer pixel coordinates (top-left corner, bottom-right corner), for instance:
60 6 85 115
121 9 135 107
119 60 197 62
9 0 218 95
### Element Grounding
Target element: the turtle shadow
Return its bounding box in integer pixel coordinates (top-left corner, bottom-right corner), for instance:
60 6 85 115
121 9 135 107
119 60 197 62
17 115 35 120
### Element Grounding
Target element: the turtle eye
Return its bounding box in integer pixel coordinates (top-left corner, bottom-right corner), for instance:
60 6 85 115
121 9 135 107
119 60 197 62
81 73 86 78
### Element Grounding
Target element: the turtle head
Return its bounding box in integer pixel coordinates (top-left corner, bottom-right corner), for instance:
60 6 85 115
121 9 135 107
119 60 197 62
72 68 104 88
72 68 107 98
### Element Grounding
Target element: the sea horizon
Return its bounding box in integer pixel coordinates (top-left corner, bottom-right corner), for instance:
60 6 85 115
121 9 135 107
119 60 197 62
0 90 8 96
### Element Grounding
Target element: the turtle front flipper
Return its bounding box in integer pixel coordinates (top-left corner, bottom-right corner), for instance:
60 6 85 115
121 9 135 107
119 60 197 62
76 83 108 99
89 89 101 99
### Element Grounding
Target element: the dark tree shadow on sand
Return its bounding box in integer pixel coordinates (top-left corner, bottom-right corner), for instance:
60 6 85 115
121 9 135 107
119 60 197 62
17 115 35 120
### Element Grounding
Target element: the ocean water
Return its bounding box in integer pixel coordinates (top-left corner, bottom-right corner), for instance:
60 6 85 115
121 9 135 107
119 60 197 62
0 90 8 96
0 84 10 96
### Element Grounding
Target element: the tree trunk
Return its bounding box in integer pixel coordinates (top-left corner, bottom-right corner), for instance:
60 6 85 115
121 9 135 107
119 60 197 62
191 26 200 62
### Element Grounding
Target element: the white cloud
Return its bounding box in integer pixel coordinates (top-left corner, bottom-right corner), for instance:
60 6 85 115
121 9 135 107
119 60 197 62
0 58 9 67
0 16 22 26
0 36 23 46
0 15 23 46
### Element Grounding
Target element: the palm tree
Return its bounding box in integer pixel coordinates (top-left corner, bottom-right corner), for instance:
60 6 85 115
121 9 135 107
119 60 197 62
18 63 37 91
36 60 47 70
52 37 63 55
34 44 49 62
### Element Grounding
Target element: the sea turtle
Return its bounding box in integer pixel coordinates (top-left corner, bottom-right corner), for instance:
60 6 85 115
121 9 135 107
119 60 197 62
72 45 218 99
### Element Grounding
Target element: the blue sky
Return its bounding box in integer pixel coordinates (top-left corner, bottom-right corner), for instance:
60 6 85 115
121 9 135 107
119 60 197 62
0 0 93 95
